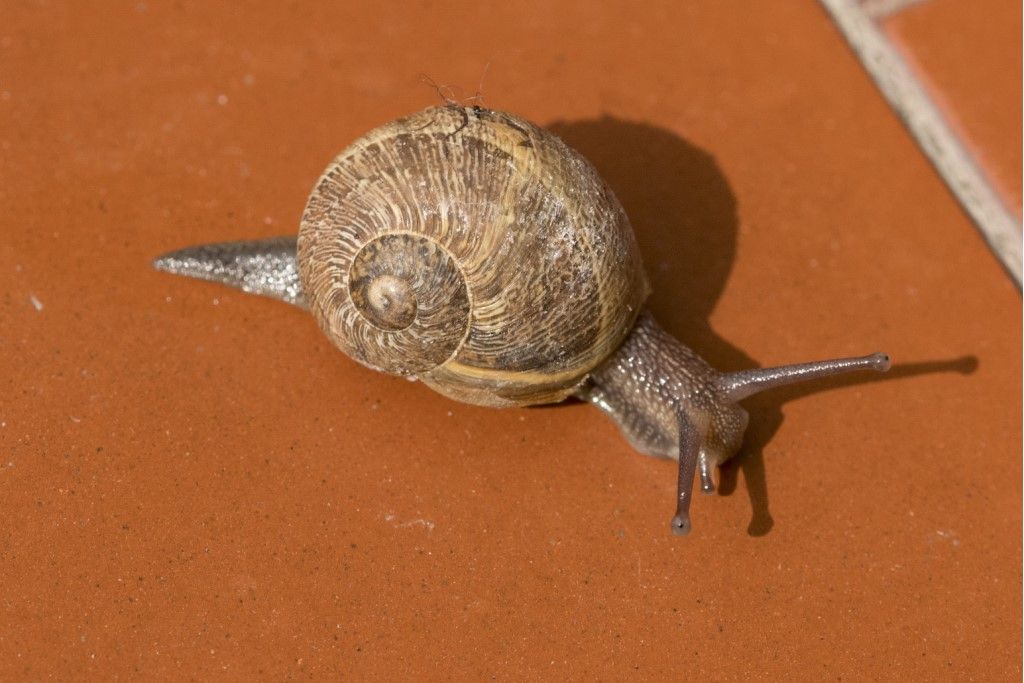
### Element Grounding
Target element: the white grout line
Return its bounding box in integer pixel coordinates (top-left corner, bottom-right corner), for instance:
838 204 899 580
860 0 929 19
820 0 1023 286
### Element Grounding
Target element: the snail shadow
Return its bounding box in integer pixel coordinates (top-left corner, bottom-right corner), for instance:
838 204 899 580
547 116 978 537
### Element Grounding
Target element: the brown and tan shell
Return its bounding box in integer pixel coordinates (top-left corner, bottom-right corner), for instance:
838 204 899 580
296 106 649 408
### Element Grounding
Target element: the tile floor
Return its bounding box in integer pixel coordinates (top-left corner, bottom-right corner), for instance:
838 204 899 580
0 1 1019 679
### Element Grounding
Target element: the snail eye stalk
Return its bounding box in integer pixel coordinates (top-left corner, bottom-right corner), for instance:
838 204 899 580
671 413 700 536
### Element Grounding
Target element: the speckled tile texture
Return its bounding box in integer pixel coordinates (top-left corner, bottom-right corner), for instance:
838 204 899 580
1 1 1020 678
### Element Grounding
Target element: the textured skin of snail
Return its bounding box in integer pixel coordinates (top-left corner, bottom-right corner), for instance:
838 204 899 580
153 104 892 535
297 106 648 407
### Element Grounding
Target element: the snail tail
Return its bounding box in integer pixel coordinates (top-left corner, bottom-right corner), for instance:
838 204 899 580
152 237 306 308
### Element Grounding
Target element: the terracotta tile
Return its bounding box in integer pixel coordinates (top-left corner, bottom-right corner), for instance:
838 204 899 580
0 1 1019 679
884 0 1023 210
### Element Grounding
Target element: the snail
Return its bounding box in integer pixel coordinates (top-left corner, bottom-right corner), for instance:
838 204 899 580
154 105 891 535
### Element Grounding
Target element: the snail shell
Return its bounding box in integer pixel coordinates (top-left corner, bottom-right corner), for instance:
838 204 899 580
297 106 649 407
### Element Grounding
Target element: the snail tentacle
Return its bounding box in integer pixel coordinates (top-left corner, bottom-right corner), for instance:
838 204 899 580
671 411 701 536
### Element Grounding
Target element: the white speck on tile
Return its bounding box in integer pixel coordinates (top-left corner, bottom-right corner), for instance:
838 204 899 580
242 74 255 87
216 94 228 106
398 519 435 531
70 416 82 423
29 294 43 311
263 215 274 225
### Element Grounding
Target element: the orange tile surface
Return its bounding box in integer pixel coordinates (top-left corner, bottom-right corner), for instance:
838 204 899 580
1 1 1020 679
884 0 1023 211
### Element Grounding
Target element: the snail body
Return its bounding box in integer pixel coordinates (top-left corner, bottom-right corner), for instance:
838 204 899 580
155 105 890 535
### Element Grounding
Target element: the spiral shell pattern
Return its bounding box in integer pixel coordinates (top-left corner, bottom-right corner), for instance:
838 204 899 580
298 106 649 407
344 232 469 374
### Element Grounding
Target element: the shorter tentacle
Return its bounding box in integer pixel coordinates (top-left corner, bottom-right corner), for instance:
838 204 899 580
699 455 716 494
